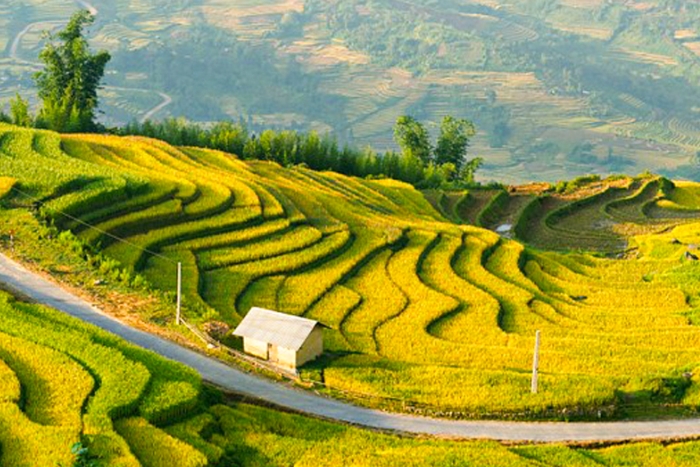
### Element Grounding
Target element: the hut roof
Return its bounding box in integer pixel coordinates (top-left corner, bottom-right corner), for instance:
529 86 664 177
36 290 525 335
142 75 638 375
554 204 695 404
233 307 320 351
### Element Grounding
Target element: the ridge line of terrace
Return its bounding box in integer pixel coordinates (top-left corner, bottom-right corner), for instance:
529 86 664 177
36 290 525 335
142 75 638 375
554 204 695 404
1 252 700 443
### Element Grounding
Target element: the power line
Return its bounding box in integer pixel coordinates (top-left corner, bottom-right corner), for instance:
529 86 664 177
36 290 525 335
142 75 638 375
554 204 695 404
9 185 177 264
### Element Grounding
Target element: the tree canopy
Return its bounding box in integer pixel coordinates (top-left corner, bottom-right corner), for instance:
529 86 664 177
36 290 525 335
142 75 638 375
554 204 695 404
120 116 487 189
435 116 476 169
393 116 432 165
393 115 479 183
34 10 110 132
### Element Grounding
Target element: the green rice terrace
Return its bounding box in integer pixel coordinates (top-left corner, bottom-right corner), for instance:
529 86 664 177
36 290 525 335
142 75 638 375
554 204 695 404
5 120 700 432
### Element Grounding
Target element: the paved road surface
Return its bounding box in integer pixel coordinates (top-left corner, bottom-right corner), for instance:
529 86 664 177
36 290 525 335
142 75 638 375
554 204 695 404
1 253 700 442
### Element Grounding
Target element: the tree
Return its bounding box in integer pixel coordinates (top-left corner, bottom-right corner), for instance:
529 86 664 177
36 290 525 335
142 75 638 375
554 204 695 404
393 115 432 164
460 157 483 184
34 10 110 132
435 116 476 170
9 94 32 127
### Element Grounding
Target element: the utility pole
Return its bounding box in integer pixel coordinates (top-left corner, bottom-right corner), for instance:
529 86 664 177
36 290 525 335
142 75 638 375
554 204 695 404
176 262 182 325
531 330 541 394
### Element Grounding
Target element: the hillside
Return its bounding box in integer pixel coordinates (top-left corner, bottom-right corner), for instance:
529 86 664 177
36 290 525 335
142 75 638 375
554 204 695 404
3 123 700 422
5 0 700 181
7 291 700 466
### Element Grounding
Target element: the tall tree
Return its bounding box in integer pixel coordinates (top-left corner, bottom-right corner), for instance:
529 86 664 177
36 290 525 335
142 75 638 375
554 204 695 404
393 116 432 164
434 116 476 170
34 10 110 132
9 94 32 127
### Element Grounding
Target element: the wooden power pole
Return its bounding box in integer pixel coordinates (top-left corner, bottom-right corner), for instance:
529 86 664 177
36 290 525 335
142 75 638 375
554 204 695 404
531 330 541 394
176 262 182 325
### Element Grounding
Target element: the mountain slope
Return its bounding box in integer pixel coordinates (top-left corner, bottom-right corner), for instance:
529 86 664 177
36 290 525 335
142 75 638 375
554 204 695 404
3 123 700 419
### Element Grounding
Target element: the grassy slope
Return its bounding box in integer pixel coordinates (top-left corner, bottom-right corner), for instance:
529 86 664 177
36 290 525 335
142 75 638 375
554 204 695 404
4 124 700 422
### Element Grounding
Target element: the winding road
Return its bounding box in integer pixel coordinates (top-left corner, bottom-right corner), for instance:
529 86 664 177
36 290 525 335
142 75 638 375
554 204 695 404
9 22 60 62
140 91 173 123
7 0 172 121
1 253 700 443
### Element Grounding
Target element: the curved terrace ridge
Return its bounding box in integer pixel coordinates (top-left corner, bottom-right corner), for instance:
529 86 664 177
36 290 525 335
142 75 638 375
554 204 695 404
2 252 700 444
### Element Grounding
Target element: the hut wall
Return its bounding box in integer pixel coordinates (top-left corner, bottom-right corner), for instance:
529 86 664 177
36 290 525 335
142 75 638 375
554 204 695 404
296 326 324 367
243 337 269 360
277 346 297 370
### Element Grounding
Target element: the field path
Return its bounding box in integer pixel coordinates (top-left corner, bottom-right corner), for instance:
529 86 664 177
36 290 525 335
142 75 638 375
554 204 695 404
9 21 64 62
1 252 700 443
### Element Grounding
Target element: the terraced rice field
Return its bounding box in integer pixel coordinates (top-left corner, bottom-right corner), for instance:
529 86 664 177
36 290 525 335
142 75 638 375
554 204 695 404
6 290 700 465
4 123 700 420
0 290 205 467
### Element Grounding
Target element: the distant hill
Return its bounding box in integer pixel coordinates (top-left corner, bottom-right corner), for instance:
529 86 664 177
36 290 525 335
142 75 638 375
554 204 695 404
3 0 700 182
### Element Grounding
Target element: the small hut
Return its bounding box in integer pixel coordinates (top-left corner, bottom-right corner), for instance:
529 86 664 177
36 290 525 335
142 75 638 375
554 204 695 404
233 307 324 371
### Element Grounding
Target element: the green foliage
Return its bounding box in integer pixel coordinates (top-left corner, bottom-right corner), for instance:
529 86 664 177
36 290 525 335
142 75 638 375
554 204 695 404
393 115 480 185
119 117 471 188
461 157 484 185
34 10 111 132
0 290 206 466
9 94 32 128
435 116 477 171
393 115 433 165
115 418 208 467
68 442 99 467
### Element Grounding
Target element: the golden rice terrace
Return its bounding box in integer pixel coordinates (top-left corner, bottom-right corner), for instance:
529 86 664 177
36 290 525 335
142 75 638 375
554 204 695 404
4 123 700 419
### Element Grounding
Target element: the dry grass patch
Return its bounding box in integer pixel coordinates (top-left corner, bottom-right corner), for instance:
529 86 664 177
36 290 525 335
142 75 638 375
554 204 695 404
284 41 371 68
552 25 613 40
201 0 303 37
684 42 700 57
560 0 607 8
613 48 679 66
675 29 698 40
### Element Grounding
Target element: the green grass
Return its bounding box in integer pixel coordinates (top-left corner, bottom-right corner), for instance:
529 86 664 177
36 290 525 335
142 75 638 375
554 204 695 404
6 125 700 421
